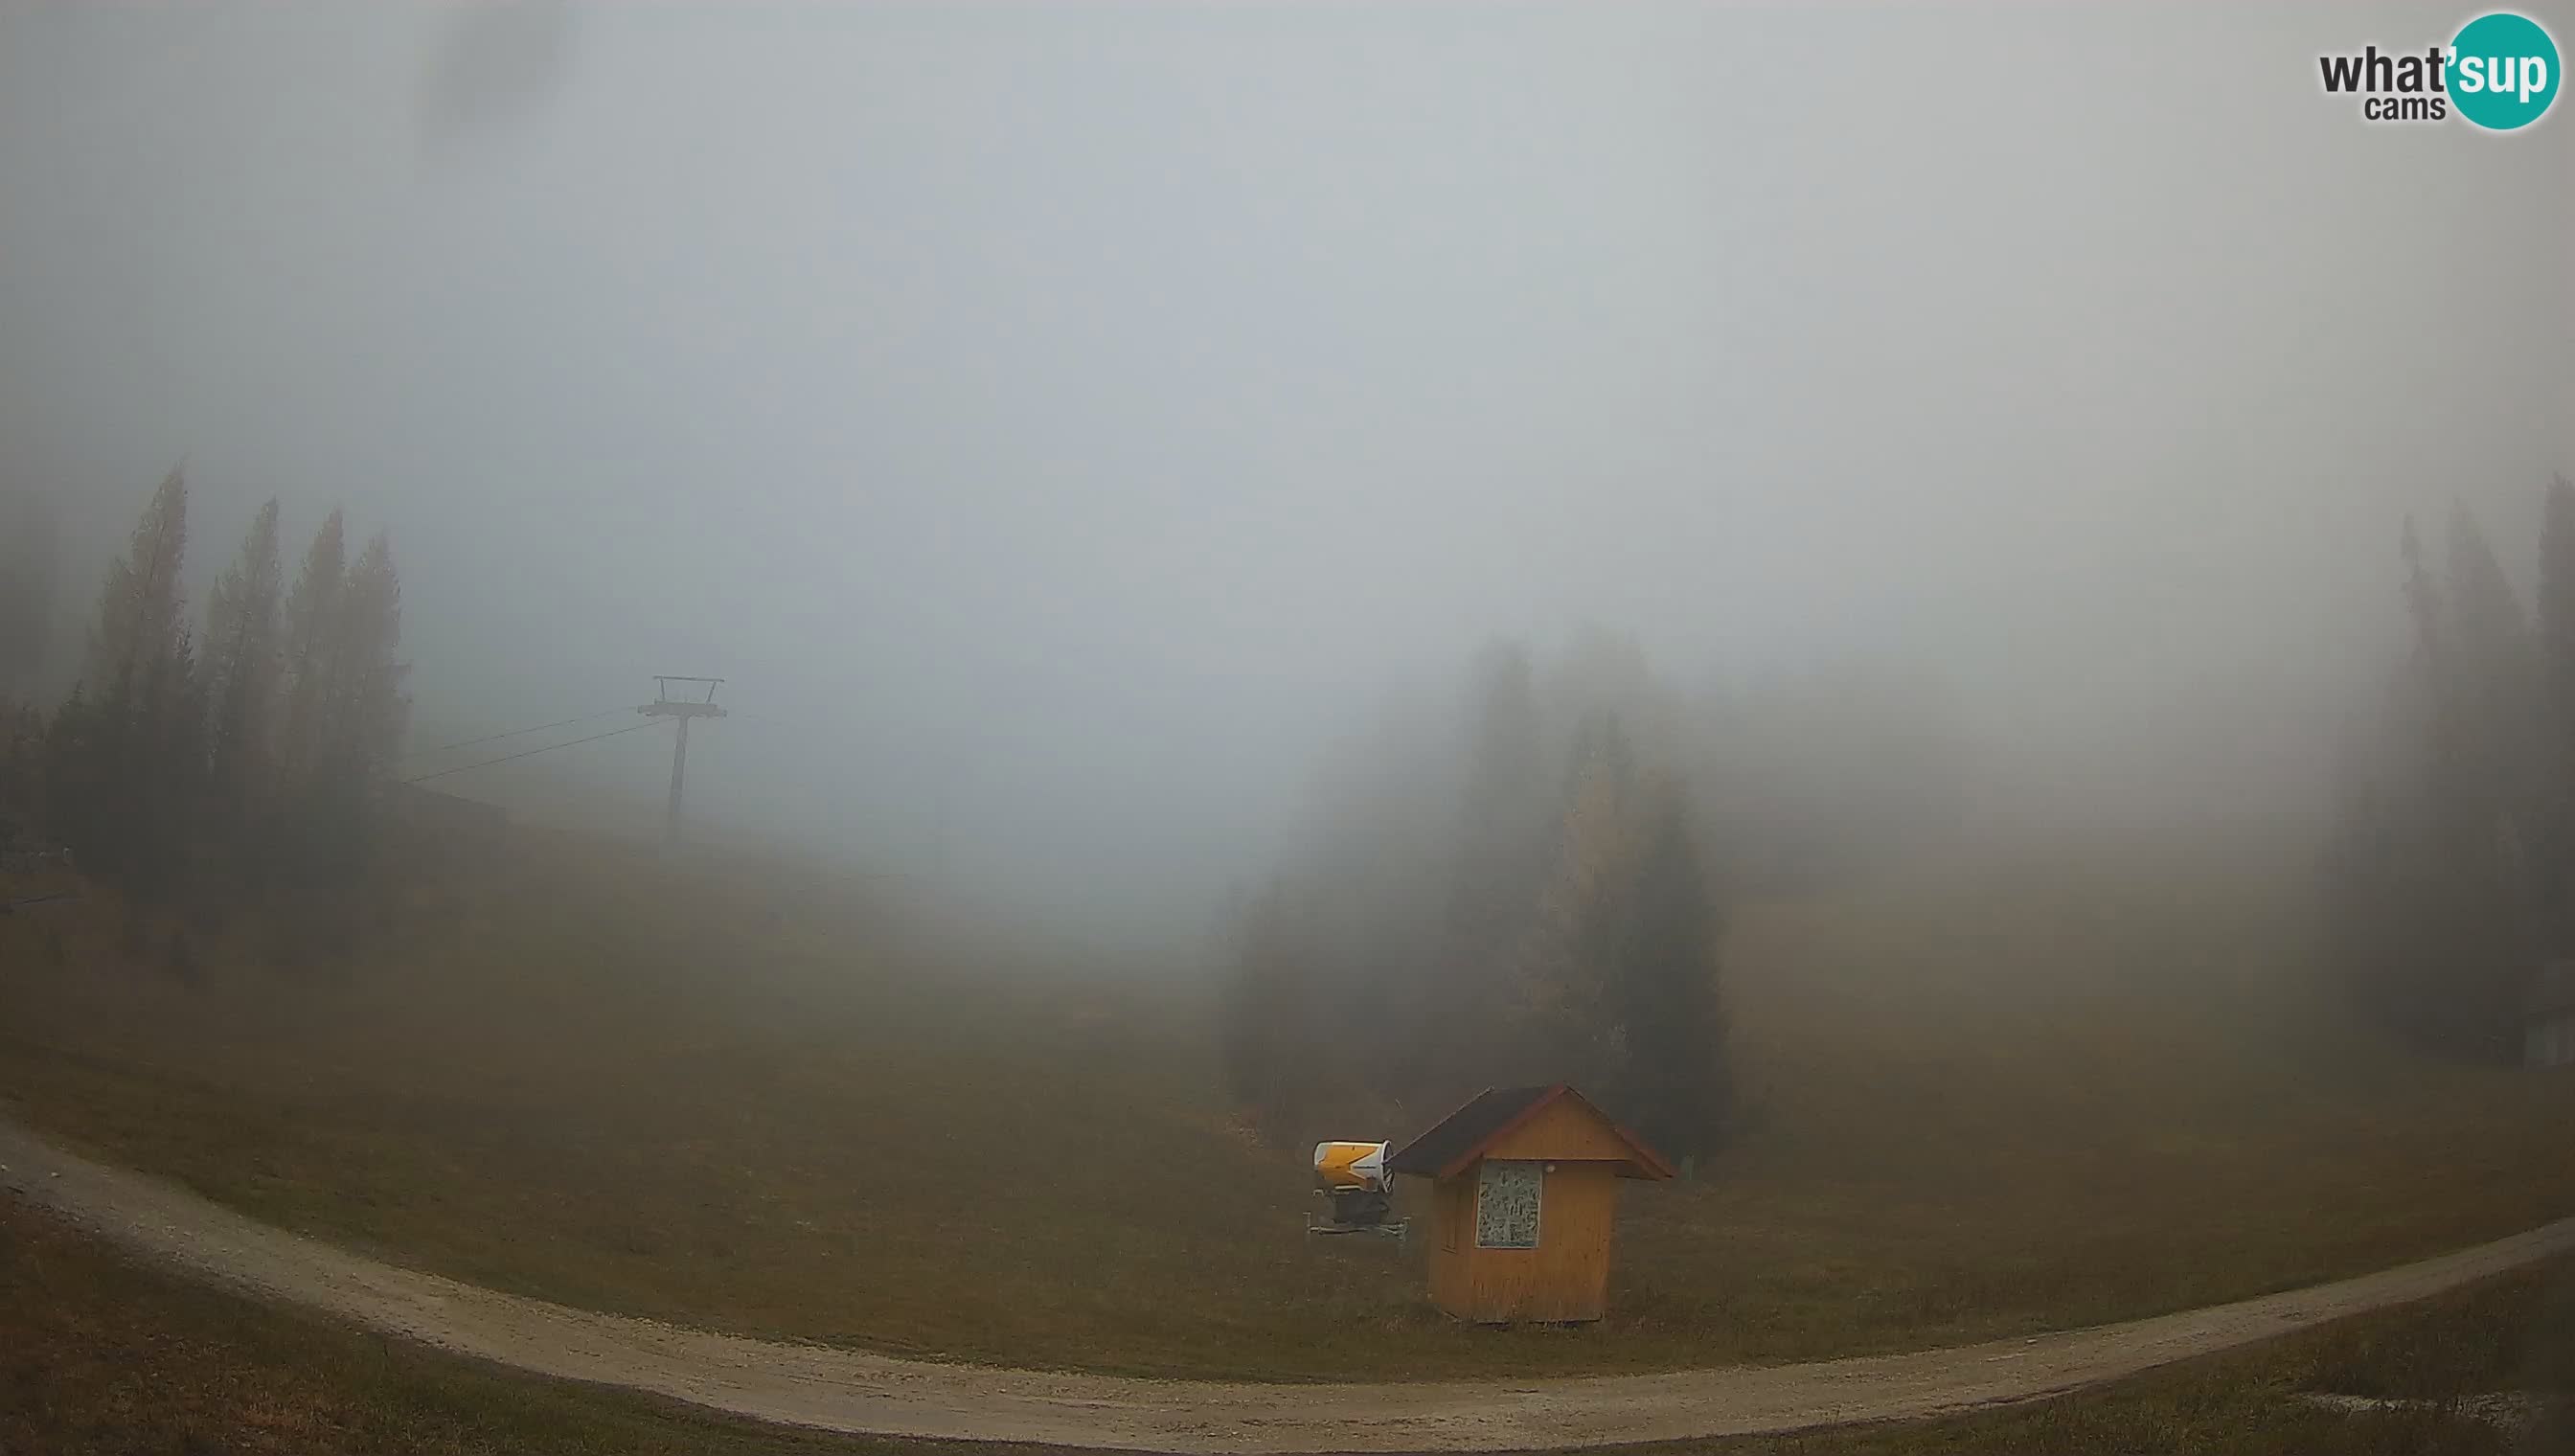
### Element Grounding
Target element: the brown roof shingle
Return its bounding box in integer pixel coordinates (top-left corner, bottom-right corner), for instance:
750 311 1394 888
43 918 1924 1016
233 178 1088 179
1386 1083 1675 1181
1387 1086 1557 1179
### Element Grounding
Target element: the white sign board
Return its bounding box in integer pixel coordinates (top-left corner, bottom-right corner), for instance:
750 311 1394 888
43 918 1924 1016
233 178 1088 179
1474 1160 1543 1248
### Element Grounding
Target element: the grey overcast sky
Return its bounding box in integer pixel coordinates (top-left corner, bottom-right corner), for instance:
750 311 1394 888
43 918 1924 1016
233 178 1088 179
2 3 2569 932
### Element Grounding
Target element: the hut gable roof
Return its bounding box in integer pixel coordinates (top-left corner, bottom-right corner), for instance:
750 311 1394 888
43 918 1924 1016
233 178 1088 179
1387 1083 1676 1181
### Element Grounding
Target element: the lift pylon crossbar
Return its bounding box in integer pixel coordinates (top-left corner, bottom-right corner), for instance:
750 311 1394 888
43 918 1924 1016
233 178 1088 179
638 675 728 846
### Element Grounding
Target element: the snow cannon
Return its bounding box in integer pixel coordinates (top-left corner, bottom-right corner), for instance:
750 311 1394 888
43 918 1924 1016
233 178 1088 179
1309 1141 1406 1240
1314 1141 1389 1193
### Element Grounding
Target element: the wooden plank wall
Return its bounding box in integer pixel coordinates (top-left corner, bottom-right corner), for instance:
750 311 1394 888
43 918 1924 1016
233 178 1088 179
1482 1099 1637 1165
1427 1176 1474 1313
1428 1163 1620 1322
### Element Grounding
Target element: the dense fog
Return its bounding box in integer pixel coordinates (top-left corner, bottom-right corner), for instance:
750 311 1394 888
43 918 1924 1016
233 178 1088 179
2 2 2569 943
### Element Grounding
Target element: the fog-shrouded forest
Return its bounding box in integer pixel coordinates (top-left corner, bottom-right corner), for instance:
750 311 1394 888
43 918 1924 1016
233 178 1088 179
0 2 2568 1155
0 2 2565 942
9 6 2575 1445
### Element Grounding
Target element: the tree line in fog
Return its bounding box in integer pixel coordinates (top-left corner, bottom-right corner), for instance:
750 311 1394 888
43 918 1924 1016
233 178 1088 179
0 470 409 958
1222 629 1971 1162
1226 472 2575 1159
2326 477 2575 1060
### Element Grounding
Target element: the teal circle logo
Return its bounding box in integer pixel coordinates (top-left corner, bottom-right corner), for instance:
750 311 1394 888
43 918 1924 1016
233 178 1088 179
2450 11 2560 129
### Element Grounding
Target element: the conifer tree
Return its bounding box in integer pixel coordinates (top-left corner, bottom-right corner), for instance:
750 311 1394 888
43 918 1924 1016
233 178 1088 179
1490 709 1657 1103
2332 509 2540 1057
1220 878 1325 1141
63 469 196 892
275 509 346 800
202 498 284 829
2444 503 2541 818
328 530 410 792
81 467 189 705
1420 641 1551 1088
2442 505 2541 1042
1606 782 1730 1159
281 528 410 887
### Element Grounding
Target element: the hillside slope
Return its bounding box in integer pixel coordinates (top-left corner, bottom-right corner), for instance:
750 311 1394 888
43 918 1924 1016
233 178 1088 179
4 822 2572 1378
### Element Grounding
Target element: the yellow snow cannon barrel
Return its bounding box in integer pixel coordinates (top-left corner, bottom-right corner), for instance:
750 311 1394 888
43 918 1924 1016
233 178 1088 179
1313 1141 1390 1194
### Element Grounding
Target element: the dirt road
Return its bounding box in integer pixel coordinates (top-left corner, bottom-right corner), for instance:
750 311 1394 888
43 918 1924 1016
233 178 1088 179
6 1119 2570 1453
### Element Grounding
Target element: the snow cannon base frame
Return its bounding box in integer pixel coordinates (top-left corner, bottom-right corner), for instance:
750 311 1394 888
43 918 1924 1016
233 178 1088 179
1307 1141 1410 1240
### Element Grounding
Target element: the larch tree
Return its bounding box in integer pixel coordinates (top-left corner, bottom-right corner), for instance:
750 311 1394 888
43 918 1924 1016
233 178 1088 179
201 498 284 830
328 530 411 791
80 467 190 706
285 528 411 886
274 508 346 803
1508 711 1647 1086
1215 637 1755 1154
64 468 198 893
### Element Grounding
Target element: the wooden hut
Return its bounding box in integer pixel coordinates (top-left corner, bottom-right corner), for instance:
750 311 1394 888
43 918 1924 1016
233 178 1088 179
1387 1083 1674 1324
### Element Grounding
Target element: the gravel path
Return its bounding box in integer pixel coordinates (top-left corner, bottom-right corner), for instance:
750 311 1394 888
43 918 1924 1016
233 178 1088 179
6 1118 2570 1453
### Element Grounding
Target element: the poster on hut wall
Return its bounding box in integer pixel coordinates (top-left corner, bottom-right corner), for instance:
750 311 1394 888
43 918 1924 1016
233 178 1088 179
1475 1160 1542 1248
